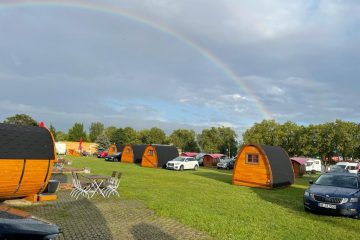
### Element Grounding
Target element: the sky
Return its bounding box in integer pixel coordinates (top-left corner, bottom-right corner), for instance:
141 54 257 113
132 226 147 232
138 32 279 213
0 0 359 135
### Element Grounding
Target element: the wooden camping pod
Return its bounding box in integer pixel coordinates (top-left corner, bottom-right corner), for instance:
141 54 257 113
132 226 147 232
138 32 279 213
141 145 179 168
203 154 224 167
121 144 147 164
108 144 125 157
290 158 306 178
232 144 294 189
0 123 56 200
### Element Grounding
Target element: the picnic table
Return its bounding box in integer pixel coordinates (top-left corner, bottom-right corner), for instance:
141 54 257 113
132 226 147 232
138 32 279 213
83 175 111 198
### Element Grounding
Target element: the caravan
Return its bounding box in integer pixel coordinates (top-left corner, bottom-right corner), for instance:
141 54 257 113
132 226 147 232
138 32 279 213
55 142 67 155
305 158 322 173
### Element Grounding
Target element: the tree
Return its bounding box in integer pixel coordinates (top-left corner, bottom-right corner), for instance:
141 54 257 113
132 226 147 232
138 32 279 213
68 123 87 141
49 124 57 141
138 127 167 144
243 120 281 146
95 133 110 152
56 131 68 141
3 114 38 126
122 127 140 144
169 129 199 152
197 127 223 153
89 122 105 142
105 126 118 143
217 127 238 157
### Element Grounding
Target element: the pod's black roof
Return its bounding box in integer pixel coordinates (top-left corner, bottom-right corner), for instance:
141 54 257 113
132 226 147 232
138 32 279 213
0 123 54 159
260 144 294 187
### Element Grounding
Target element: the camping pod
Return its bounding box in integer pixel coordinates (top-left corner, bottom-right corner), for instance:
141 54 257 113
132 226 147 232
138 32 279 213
141 145 179 168
121 144 147 164
290 157 307 178
203 154 224 167
0 123 56 200
232 144 294 189
108 144 125 156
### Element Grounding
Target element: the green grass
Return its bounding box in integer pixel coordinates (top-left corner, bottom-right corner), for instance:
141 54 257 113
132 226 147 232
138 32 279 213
66 156 360 240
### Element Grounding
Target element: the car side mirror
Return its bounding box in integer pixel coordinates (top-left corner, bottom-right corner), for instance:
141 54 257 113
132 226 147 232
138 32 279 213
309 180 313 185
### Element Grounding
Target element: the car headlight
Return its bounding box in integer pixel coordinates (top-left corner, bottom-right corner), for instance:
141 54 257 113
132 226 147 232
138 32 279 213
350 198 359 203
304 191 310 197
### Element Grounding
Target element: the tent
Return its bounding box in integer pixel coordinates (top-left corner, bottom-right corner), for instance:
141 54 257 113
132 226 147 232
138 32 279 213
0 123 56 201
180 152 198 157
141 145 179 168
232 144 294 189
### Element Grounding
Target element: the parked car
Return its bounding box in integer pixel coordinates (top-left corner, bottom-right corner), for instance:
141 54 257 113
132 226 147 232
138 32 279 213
303 172 360 218
105 152 121 162
195 153 206 166
336 162 359 174
217 158 235 170
328 165 348 173
97 151 108 158
166 156 199 171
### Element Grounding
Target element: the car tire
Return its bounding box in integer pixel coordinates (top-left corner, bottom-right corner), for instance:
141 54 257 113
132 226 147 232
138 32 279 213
194 165 199 171
180 165 184 171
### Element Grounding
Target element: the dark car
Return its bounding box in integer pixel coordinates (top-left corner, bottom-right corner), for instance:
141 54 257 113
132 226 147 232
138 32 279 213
303 172 360 218
217 159 235 170
105 152 122 162
328 165 347 173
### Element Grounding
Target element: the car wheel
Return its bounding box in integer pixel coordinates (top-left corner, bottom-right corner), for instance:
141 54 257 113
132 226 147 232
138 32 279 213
226 166 230 170
180 165 184 171
194 165 199 171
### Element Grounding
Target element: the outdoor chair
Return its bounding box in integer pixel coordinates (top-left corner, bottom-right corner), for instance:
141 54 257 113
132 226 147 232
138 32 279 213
70 172 91 199
103 173 122 197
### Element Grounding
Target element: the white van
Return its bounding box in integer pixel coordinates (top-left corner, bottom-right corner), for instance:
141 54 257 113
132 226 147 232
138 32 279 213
335 162 359 174
305 159 322 173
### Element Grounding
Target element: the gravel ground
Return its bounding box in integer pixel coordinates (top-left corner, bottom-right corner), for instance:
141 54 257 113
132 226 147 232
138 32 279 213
7 190 211 240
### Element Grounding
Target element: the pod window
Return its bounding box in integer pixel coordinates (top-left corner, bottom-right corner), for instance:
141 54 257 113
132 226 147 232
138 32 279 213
246 154 259 164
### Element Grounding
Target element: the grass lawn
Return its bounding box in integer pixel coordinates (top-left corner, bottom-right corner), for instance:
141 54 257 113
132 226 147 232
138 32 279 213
66 156 360 240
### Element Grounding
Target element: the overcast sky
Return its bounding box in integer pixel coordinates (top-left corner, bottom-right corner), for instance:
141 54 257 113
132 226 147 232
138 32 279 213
1 0 359 135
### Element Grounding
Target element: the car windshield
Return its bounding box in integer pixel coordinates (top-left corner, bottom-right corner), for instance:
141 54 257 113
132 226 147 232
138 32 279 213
330 165 345 171
173 157 185 162
315 175 359 189
333 165 346 169
306 162 313 166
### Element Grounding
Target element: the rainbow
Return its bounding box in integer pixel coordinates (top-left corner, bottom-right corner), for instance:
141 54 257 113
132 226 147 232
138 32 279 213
0 0 272 119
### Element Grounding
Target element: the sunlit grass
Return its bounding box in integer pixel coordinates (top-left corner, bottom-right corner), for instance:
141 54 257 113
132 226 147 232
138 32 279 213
66 156 360 240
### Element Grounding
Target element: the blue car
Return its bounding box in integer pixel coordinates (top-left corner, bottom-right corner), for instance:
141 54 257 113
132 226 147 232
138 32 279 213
304 172 360 218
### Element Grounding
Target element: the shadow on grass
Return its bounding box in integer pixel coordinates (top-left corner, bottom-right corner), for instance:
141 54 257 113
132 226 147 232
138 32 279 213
193 170 232 184
16 191 113 240
130 223 176 240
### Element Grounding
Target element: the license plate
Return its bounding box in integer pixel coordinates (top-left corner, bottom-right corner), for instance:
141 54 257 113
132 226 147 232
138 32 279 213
319 203 336 209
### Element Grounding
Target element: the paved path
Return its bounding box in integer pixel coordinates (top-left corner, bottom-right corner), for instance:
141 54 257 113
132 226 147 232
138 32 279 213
9 191 211 240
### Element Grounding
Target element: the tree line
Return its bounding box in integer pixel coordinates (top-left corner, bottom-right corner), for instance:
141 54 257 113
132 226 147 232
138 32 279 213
243 119 360 161
2 114 238 156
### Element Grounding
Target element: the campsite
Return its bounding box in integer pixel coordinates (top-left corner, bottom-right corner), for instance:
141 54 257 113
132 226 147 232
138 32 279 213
1 0 360 239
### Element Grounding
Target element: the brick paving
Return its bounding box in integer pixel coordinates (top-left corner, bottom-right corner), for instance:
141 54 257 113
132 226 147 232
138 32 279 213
8 191 211 240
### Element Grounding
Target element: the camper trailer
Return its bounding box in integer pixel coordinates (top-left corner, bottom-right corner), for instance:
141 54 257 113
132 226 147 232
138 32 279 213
305 158 322 173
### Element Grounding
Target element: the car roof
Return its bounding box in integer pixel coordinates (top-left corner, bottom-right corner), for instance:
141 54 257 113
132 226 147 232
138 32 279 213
323 172 359 177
